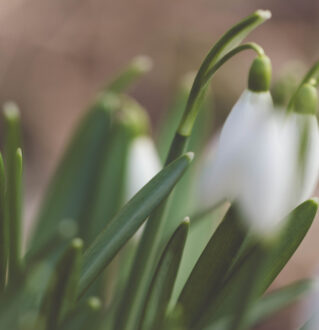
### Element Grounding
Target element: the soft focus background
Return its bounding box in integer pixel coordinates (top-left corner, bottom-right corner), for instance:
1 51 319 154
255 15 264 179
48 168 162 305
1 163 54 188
0 1 319 329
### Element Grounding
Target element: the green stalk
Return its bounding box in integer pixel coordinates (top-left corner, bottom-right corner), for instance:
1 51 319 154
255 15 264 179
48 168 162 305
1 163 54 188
116 11 270 330
0 154 7 291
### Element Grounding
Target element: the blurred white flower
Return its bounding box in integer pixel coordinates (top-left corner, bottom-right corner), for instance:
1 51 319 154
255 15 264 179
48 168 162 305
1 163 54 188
198 58 319 237
126 136 162 201
199 89 292 235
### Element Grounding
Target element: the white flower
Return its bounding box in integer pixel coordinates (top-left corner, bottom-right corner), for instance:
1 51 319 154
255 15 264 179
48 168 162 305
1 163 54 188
199 84 319 236
199 89 293 235
126 136 162 201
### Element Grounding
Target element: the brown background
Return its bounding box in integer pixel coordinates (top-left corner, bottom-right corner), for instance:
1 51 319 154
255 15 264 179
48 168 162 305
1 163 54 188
1 1 319 328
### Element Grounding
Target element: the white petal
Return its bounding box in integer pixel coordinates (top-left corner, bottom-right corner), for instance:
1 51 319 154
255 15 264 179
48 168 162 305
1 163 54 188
198 90 273 208
126 136 162 201
238 113 292 235
284 113 319 207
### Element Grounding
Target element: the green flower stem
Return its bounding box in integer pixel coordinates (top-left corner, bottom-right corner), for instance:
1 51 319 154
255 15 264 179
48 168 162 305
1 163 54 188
177 11 270 137
0 154 7 291
107 55 153 93
117 11 270 330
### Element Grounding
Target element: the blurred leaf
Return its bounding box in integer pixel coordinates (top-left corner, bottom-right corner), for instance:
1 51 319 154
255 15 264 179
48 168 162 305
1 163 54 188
0 154 8 292
170 203 228 307
195 199 318 328
29 93 119 255
140 218 189 330
39 238 83 330
3 103 23 280
177 205 246 327
206 279 315 330
84 96 150 244
79 152 193 296
59 297 102 330
107 55 152 93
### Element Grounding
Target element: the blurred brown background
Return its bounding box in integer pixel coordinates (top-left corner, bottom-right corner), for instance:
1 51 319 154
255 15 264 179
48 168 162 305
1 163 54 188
1 1 319 328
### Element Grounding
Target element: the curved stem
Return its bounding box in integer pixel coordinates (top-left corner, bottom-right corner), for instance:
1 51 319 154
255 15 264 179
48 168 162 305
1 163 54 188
166 42 265 165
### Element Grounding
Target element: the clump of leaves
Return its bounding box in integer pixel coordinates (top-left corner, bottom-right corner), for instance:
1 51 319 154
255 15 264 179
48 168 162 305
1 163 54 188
0 10 318 330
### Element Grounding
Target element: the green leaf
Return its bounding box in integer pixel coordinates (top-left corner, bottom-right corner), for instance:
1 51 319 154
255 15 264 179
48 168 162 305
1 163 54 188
170 203 228 307
0 154 8 291
247 279 315 327
107 55 153 93
177 205 246 327
39 238 83 330
206 279 315 330
79 152 193 296
59 297 102 330
3 103 22 281
29 93 119 255
140 218 189 330
195 199 318 328
84 96 150 244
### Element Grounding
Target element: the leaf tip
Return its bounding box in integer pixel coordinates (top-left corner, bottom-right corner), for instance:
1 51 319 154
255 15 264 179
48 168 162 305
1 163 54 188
87 296 102 311
255 9 272 20
185 152 195 162
132 55 153 73
71 237 84 250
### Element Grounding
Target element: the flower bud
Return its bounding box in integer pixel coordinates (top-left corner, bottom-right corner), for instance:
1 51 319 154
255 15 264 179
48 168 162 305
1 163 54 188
248 55 272 92
292 83 318 115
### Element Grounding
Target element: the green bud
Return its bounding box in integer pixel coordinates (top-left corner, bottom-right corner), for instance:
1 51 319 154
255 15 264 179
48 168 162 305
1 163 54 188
292 83 318 115
248 55 272 92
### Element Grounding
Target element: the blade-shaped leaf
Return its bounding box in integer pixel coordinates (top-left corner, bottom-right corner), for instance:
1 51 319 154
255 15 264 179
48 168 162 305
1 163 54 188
79 152 193 296
0 154 7 291
195 199 318 328
205 279 315 330
39 238 83 330
177 205 246 327
3 104 22 280
107 55 152 93
59 297 102 330
29 93 119 255
140 218 189 330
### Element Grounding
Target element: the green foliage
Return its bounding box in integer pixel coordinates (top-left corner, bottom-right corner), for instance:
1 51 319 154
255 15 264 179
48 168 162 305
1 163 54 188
0 10 318 330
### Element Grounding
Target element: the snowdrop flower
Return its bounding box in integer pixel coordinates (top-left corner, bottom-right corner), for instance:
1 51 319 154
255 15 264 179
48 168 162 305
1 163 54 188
283 83 319 208
125 135 162 201
198 55 307 236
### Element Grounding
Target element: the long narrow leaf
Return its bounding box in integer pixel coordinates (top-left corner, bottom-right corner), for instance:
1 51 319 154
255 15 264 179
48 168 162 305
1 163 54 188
3 103 22 280
205 279 315 330
195 199 318 328
140 218 189 330
29 93 119 255
177 205 246 327
59 297 102 330
39 238 83 330
0 154 7 291
79 152 193 296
